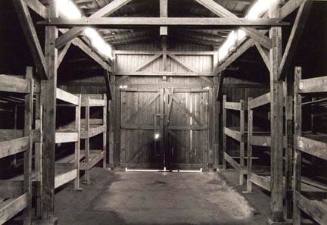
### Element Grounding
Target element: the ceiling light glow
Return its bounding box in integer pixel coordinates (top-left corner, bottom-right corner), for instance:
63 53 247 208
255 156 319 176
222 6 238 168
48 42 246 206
217 0 280 62
55 0 113 60
55 0 82 19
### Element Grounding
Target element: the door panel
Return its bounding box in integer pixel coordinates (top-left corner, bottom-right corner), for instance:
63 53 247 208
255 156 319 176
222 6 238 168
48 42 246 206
120 88 209 170
120 90 163 169
166 90 209 169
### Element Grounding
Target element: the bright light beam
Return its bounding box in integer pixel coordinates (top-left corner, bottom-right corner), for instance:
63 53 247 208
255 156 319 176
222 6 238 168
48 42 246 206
218 0 280 62
54 0 113 60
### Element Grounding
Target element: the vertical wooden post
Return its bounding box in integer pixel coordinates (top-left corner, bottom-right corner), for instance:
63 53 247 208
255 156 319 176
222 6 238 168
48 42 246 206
103 94 107 168
40 2 58 223
213 76 219 169
23 67 33 225
247 98 253 192
269 3 284 223
35 86 43 218
239 99 245 185
293 67 302 225
222 95 227 170
285 72 294 219
109 75 115 167
74 95 81 189
85 97 90 184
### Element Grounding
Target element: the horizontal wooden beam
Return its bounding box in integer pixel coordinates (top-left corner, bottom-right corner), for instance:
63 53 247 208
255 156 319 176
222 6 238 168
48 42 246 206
224 101 242 111
0 193 28 224
56 88 79 105
0 75 30 93
298 76 327 93
296 136 327 160
42 17 288 28
248 92 271 109
0 136 29 159
115 71 214 77
55 132 78 144
115 50 216 56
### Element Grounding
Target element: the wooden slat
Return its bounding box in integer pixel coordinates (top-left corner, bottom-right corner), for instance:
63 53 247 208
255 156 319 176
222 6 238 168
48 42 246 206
296 136 327 161
248 93 270 109
299 76 327 93
55 132 78 144
80 151 104 171
81 125 106 139
296 192 327 224
0 194 28 224
0 181 24 199
0 136 29 159
81 98 106 107
250 173 271 191
224 127 241 142
224 153 241 171
0 129 23 141
116 71 214 77
224 101 241 110
54 167 77 189
250 135 271 147
56 88 79 105
0 75 29 93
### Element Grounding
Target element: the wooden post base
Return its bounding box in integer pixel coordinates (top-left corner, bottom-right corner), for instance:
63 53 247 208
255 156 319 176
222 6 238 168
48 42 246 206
34 217 58 225
267 218 292 225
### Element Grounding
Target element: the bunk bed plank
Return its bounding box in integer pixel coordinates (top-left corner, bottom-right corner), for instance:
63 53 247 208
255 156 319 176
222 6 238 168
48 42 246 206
56 88 79 105
54 165 78 189
248 93 270 109
0 181 24 199
296 191 327 224
80 150 104 171
81 98 106 107
223 153 241 171
0 193 28 224
0 75 29 93
250 135 271 147
0 129 23 141
299 76 327 93
224 127 242 142
224 101 241 111
0 136 29 159
296 136 327 161
81 125 106 139
55 132 78 144
250 173 271 191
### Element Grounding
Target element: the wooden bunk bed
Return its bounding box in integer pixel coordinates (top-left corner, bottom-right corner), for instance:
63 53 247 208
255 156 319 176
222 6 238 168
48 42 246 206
222 95 247 185
246 92 274 192
80 94 107 184
55 88 81 190
293 67 327 225
0 68 35 225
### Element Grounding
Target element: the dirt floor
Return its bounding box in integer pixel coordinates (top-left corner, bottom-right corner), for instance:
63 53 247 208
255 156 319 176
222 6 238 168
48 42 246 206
55 168 268 225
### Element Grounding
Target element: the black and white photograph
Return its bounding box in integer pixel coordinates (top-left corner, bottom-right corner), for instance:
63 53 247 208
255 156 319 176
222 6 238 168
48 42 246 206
0 0 326 224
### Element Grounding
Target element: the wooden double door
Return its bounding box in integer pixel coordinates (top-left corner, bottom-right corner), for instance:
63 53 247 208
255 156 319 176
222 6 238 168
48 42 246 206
120 88 209 170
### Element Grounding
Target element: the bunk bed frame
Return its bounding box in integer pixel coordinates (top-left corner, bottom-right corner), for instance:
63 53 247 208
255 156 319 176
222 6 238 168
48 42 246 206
54 88 81 190
246 92 273 192
293 67 327 225
0 68 35 225
80 94 107 184
222 95 247 185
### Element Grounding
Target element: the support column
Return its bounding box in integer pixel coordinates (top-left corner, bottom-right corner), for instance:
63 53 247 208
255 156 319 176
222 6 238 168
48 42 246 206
40 2 58 224
269 3 284 223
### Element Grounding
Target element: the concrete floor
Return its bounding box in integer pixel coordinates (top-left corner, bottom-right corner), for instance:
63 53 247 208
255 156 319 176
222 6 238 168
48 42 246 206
55 168 267 225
